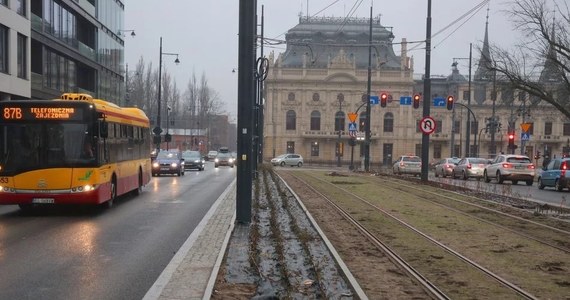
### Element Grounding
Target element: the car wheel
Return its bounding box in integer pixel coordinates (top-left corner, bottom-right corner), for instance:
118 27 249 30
555 179 563 191
462 171 468 180
451 171 456 179
538 178 545 189
280 161 285 167
215 164 219 168
297 162 303 167
484 171 491 183
525 180 533 186
497 171 504 184
434 170 439 178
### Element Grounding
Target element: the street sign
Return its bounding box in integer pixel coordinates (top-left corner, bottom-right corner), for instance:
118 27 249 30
433 97 446 107
419 116 437 134
348 112 358 123
521 133 530 141
349 131 356 138
348 122 357 131
369 95 379 104
521 123 532 132
400 96 412 105
153 126 163 135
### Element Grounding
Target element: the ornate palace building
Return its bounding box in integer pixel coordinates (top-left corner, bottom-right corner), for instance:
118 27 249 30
263 15 567 168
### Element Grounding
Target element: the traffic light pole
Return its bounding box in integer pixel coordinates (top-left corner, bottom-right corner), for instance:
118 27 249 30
364 6 372 172
420 0 432 182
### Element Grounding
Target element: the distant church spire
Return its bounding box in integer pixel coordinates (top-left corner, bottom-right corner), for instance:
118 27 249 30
539 11 563 83
475 5 494 81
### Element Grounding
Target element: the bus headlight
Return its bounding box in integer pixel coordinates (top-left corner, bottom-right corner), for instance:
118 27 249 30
152 162 160 168
71 185 97 193
0 186 15 193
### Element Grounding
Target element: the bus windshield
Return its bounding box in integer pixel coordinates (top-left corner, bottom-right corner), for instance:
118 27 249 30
0 122 96 175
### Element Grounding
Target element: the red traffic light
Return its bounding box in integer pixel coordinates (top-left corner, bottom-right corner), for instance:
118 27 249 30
446 95 454 110
413 94 420 109
508 133 515 140
380 93 388 107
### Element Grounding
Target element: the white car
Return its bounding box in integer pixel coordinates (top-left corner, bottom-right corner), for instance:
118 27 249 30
483 154 535 185
271 154 303 167
393 155 422 176
207 150 218 161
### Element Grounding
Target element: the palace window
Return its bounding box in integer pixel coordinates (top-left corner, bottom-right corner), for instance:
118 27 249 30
544 122 552 135
311 142 319 156
383 112 393 132
335 111 345 132
310 111 321 130
286 110 296 130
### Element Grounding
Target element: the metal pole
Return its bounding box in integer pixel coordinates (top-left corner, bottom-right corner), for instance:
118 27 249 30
465 43 472 157
155 37 163 151
364 6 372 172
337 99 342 167
490 68 497 156
236 0 255 223
258 5 265 164
420 0 432 182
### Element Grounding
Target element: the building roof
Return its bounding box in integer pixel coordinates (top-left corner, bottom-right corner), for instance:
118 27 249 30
280 16 401 69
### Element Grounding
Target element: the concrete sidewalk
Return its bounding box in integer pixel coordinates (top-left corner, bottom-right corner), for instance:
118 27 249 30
143 180 236 300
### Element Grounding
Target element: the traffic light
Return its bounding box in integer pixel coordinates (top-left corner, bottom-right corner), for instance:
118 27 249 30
380 93 388 107
446 95 454 110
534 151 541 160
413 94 421 109
508 132 515 148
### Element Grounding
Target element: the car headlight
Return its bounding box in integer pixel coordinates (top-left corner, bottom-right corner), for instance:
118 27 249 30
171 162 178 167
229 158 234 163
194 160 201 163
152 162 159 168
215 158 219 163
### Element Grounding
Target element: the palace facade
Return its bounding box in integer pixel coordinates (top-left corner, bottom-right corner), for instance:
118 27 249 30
263 15 568 168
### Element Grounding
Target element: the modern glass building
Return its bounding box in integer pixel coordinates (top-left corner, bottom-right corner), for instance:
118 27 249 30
0 0 31 100
24 0 126 102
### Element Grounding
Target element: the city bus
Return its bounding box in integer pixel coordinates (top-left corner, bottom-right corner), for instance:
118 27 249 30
0 93 152 210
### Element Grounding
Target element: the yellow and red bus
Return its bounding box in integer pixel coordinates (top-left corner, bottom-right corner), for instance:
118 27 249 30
0 93 152 210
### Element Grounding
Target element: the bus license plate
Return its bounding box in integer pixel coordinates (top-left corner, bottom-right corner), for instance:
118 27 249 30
33 198 55 204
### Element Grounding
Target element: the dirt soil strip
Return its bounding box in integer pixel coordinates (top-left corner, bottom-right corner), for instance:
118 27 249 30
212 168 359 299
283 170 570 299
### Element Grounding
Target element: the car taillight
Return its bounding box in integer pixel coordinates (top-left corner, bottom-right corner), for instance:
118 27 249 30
562 162 568 170
400 162 404 166
466 163 472 169
527 164 535 169
502 163 512 168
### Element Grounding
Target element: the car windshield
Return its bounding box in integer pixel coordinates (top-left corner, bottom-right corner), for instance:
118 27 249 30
507 157 531 163
157 151 178 159
275 154 287 159
182 151 201 160
217 153 231 158
403 156 421 162
450 158 460 164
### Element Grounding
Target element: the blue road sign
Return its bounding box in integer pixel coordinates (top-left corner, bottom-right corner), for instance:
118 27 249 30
400 96 412 105
521 133 530 141
348 122 357 131
369 95 379 104
433 97 446 107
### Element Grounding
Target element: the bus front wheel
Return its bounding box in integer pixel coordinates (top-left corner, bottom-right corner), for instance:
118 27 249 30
103 177 117 209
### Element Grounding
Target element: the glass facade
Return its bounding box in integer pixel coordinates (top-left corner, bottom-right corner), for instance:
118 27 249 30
0 25 7 73
31 0 124 103
17 34 27 79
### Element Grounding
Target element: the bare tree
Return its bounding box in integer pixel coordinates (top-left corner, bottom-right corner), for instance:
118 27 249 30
489 0 570 117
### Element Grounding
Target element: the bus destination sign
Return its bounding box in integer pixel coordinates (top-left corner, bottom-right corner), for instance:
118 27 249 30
2 106 84 121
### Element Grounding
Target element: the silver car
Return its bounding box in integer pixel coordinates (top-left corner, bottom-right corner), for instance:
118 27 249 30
434 157 460 178
393 155 421 176
483 154 536 185
271 154 304 167
452 157 490 180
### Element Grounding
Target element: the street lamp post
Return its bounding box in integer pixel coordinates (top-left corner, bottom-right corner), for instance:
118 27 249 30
336 95 344 167
166 106 172 150
453 43 473 156
455 102 477 156
154 37 180 151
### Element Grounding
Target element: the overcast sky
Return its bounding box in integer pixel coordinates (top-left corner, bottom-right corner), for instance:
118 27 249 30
125 0 520 121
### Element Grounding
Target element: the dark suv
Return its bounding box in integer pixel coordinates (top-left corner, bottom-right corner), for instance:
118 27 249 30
152 150 185 176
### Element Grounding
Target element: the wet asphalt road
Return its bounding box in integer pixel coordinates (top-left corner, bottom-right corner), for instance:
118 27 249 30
0 162 235 300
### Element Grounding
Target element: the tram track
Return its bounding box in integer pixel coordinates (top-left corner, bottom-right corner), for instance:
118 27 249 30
357 174 570 253
278 169 570 299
